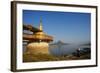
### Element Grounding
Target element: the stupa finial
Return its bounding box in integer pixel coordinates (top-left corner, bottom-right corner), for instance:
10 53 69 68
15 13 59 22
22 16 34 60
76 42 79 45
39 17 43 31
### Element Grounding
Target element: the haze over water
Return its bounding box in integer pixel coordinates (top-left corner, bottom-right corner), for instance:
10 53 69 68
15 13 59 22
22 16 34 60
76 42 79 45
49 44 90 56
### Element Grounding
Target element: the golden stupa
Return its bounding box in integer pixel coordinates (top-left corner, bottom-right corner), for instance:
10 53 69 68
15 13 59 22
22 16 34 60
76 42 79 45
23 18 53 54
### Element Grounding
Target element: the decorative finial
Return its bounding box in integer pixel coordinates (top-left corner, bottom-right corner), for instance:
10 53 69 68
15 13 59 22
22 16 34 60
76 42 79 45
39 17 43 31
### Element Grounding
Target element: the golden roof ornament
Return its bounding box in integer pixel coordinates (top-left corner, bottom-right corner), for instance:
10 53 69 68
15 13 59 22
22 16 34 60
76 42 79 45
39 17 43 31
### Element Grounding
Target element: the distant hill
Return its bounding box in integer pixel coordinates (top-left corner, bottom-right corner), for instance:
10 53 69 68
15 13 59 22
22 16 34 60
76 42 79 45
50 40 69 46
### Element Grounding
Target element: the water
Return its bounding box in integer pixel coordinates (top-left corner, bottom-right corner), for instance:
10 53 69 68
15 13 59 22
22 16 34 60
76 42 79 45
49 44 90 56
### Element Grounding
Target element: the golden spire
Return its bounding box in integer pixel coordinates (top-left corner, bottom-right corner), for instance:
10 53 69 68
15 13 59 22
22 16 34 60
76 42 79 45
39 17 43 31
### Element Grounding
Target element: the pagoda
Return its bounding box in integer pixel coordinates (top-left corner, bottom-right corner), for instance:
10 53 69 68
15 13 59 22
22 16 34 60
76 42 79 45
23 18 53 54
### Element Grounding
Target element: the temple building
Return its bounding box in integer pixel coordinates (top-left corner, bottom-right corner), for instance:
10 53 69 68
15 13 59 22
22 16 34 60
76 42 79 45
23 18 53 54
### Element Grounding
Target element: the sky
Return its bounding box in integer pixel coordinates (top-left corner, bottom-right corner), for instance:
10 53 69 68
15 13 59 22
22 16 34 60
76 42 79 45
23 10 91 45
